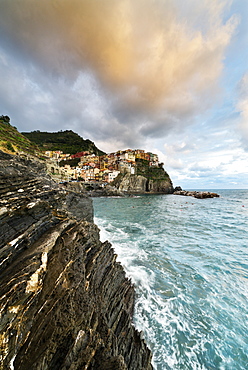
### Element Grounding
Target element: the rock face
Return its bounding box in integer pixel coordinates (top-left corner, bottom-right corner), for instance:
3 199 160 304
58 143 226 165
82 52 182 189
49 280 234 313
117 174 173 194
118 174 148 193
173 190 220 199
146 178 174 194
0 151 152 370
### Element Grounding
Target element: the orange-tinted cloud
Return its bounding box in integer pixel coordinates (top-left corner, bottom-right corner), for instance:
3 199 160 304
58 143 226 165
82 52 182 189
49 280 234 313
0 0 238 115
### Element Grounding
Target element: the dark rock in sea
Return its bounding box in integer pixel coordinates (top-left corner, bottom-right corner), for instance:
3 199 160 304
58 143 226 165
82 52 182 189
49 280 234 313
0 151 152 369
174 186 182 192
173 189 220 199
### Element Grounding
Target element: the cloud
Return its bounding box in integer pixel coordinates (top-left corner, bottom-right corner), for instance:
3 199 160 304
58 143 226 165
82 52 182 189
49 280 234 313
0 0 239 149
155 150 184 170
236 72 248 150
164 142 197 154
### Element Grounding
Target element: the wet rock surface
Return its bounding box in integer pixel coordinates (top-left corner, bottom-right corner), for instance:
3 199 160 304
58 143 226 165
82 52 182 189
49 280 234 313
0 151 152 370
173 190 220 199
88 184 124 197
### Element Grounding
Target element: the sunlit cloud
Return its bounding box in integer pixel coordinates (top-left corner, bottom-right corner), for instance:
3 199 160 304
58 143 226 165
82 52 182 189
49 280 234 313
0 0 247 188
0 0 239 147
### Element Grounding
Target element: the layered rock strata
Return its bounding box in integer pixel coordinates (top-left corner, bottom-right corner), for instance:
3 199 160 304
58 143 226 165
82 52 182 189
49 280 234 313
0 151 152 370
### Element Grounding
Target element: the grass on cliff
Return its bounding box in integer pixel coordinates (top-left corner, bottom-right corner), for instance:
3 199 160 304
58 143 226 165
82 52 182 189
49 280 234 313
0 119 43 157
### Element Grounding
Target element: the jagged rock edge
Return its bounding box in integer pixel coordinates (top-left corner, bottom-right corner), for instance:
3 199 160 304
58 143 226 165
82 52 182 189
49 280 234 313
0 151 153 370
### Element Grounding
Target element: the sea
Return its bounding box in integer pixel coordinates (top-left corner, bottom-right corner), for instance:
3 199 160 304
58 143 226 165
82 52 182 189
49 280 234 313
93 190 248 370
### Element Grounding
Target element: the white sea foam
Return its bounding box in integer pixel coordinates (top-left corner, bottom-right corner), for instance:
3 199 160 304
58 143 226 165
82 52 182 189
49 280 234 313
93 191 248 370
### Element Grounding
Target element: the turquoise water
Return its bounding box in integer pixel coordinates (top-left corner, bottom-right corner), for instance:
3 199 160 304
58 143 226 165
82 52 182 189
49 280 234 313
93 190 248 370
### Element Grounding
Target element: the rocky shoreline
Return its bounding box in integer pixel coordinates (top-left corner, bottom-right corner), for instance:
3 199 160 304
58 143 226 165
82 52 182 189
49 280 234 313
0 151 152 369
173 189 220 199
85 185 220 199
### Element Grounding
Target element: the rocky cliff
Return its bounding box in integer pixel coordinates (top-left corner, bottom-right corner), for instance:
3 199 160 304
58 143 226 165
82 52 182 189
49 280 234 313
0 151 152 369
115 173 173 194
112 158 174 194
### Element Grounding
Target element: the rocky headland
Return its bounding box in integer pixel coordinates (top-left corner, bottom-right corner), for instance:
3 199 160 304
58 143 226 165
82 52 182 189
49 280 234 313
111 160 174 195
116 173 173 194
0 119 173 196
0 150 152 369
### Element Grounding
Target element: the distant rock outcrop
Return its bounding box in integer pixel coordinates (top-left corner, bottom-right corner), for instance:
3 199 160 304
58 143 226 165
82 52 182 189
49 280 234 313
110 157 174 195
117 173 173 194
0 151 152 369
173 190 220 199
115 173 173 194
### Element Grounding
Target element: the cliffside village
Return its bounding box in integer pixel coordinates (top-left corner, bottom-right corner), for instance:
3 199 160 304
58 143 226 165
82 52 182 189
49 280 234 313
45 149 160 183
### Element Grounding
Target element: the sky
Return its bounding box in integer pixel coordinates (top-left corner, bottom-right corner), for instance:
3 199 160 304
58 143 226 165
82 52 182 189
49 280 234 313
0 0 247 189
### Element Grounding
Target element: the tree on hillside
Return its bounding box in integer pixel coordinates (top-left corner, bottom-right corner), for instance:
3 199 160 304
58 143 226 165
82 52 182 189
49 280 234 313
0 115 10 124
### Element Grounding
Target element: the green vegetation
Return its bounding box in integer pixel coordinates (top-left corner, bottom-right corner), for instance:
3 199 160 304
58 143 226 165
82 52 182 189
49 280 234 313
0 115 104 162
6 141 15 152
0 115 10 124
135 158 170 181
0 118 43 157
135 158 150 176
111 159 170 188
22 130 105 156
